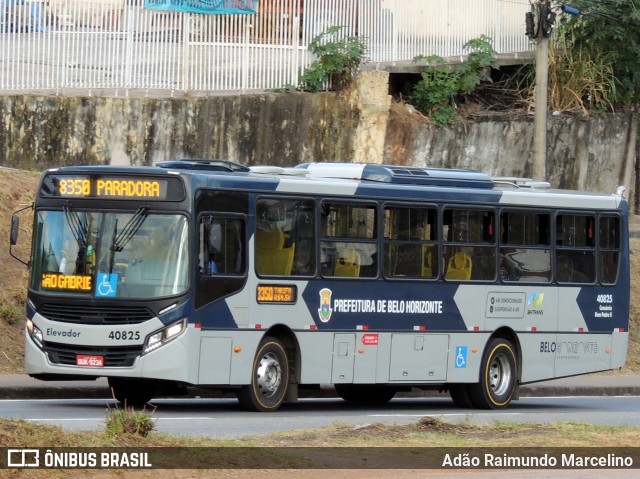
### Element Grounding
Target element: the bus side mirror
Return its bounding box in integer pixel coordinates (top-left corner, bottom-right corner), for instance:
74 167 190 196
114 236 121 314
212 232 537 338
10 215 19 246
9 204 33 267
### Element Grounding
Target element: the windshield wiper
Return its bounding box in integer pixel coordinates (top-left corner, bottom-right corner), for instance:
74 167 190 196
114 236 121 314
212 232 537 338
63 204 87 249
110 206 149 253
108 206 149 273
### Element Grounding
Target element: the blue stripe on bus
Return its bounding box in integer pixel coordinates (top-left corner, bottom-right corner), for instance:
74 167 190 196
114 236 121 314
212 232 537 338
300 281 466 331
576 285 630 332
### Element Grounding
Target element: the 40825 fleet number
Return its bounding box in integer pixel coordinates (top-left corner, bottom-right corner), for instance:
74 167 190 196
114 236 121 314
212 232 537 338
108 331 141 341
596 294 613 304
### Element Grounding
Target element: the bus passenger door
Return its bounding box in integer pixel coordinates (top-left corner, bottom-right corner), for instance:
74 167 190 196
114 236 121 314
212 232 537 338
389 334 449 381
332 334 355 383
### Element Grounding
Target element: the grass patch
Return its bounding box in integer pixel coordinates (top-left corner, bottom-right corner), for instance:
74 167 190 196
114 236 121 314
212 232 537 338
235 417 640 448
105 404 156 438
0 303 23 325
5 415 640 449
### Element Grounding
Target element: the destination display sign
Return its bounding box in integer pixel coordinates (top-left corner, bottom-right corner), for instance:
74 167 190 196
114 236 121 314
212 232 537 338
40 174 184 201
41 273 92 291
256 284 297 304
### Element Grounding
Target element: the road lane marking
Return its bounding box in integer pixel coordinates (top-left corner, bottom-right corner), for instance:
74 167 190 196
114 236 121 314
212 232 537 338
369 413 522 418
27 417 219 421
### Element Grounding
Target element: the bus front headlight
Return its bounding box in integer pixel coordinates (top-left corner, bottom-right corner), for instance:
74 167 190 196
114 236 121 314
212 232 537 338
143 318 186 354
26 319 44 349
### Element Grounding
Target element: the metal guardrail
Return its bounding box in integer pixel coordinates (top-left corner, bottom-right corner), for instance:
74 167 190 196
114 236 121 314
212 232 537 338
0 0 532 96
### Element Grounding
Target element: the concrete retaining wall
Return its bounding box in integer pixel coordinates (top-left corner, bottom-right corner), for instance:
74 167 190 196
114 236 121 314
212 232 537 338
384 103 638 204
0 71 637 210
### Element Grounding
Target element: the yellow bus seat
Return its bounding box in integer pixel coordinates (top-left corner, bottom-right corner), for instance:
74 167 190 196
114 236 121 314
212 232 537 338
255 229 295 275
334 247 361 277
446 252 472 280
422 245 434 277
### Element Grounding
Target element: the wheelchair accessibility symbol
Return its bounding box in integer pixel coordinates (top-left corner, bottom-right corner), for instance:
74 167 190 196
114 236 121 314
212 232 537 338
455 346 467 368
96 273 118 297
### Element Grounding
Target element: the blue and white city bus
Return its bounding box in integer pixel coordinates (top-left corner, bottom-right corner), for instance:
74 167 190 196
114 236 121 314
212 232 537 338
11 160 630 411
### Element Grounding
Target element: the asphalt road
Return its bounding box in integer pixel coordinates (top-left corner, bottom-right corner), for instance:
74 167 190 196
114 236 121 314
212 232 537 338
2 395 640 438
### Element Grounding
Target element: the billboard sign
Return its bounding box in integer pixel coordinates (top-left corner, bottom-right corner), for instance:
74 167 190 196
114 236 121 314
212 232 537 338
144 0 257 14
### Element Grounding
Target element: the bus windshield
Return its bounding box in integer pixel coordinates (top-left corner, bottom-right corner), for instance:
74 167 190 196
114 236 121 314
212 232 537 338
30 210 190 299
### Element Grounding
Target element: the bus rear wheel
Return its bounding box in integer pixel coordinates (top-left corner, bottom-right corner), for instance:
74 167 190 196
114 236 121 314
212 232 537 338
469 338 517 409
335 384 396 404
237 337 289 412
108 377 157 408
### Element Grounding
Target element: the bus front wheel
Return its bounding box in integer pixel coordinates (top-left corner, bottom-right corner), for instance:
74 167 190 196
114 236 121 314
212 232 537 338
469 338 517 409
237 337 289 412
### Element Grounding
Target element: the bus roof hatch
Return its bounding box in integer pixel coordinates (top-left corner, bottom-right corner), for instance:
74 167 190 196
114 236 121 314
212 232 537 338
157 159 250 172
298 163 494 189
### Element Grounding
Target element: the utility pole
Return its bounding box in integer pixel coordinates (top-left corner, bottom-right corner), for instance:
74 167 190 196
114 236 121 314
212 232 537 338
527 1 555 181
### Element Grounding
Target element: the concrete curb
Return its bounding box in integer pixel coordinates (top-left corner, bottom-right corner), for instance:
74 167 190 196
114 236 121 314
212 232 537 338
1 374 639 401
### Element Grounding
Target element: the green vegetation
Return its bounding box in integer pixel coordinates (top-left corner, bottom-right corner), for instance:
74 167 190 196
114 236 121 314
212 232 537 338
558 0 640 109
6 414 640 449
543 15 624 114
547 27 617 114
0 303 22 325
410 35 498 126
298 26 367 92
408 3 640 120
521 1 640 114
105 404 156 438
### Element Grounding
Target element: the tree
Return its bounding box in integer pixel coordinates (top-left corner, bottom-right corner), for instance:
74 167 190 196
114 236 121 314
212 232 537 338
562 1 640 212
410 35 499 126
560 0 640 108
298 26 367 92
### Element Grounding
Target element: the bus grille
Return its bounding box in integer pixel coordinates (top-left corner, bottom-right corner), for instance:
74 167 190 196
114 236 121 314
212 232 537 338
39 304 154 325
44 342 143 367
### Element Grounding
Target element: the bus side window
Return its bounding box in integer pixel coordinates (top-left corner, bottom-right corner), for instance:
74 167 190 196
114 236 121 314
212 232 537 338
199 216 245 276
443 208 495 281
255 198 315 277
556 214 595 283
599 215 620 284
384 206 437 279
499 211 551 283
321 202 377 278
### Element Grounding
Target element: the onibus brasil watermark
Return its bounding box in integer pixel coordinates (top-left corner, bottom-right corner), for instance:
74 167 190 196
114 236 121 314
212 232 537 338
4 447 639 470
7 449 151 469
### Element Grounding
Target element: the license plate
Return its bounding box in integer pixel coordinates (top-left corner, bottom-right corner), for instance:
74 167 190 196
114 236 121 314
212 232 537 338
76 355 104 367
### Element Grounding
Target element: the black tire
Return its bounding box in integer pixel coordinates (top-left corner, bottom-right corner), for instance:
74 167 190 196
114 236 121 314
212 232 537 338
237 337 289 412
108 377 157 408
469 338 517 409
449 384 475 408
335 384 396 404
